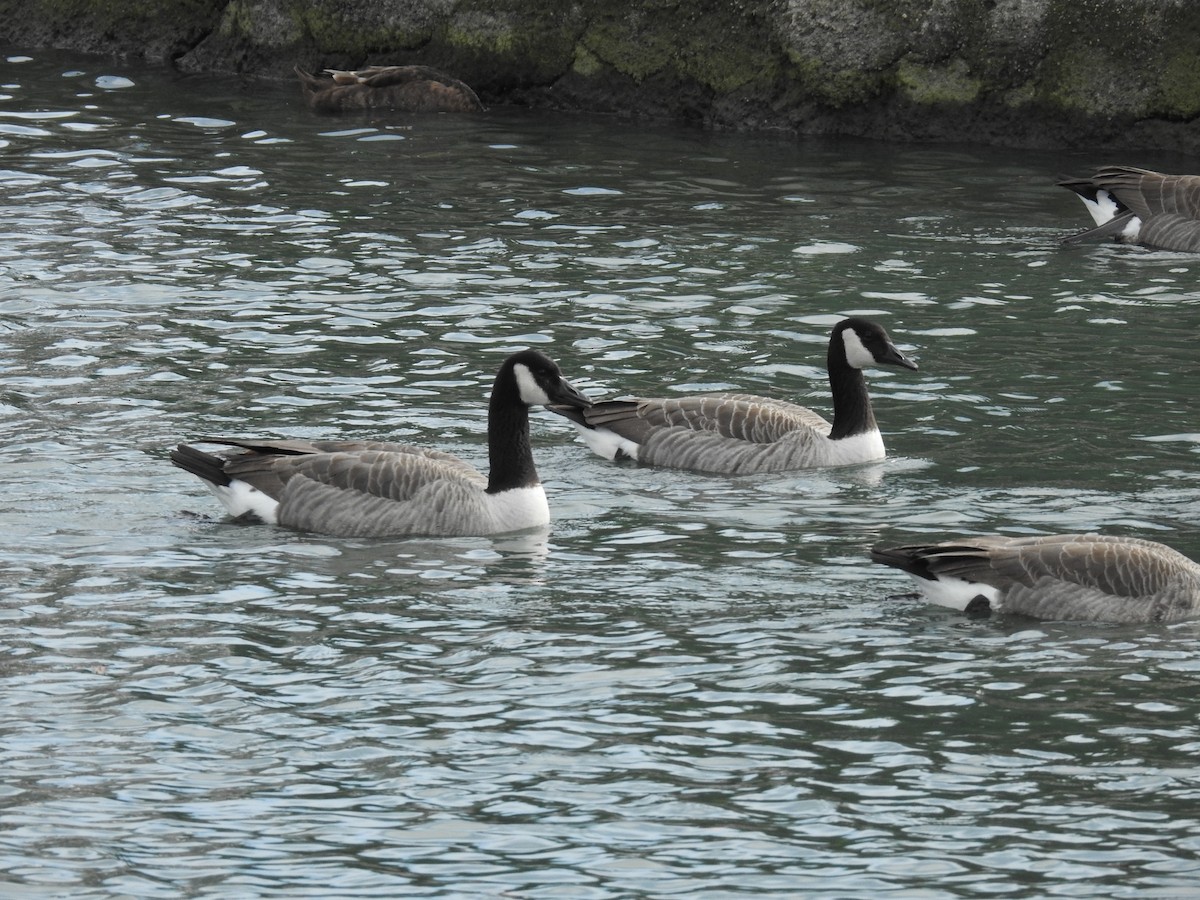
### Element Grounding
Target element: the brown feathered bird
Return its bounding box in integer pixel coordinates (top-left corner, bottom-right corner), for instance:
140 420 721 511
547 318 918 474
1058 166 1200 252
170 350 589 538
295 65 484 114
871 533 1200 623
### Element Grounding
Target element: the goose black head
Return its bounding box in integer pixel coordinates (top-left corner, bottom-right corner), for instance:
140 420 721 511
502 349 592 410
834 318 918 372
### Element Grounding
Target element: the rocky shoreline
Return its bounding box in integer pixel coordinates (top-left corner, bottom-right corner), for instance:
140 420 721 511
4 0 1199 152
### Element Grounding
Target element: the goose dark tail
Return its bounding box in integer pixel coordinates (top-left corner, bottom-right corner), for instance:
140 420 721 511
869 543 935 579
170 444 231 487
544 403 591 428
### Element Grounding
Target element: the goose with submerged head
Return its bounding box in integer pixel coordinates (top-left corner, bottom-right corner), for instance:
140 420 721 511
1058 166 1200 252
170 349 590 538
548 317 917 475
871 533 1200 623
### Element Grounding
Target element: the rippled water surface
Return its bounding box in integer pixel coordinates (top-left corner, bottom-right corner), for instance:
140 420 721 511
4 50 1200 898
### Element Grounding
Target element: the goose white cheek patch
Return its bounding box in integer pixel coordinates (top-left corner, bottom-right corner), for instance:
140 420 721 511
513 363 551 406
841 329 876 369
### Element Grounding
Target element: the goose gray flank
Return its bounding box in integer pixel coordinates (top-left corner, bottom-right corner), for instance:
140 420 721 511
548 317 917 475
170 349 590 538
871 533 1200 623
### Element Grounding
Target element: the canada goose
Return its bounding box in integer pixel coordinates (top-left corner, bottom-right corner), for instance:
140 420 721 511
295 65 484 114
1058 166 1200 252
548 318 917 475
871 534 1200 623
170 349 590 538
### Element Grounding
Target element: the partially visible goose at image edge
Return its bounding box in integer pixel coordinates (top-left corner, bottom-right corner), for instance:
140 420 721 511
170 349 590 538
548 317 918 475
871 534 1200 623
1058 166 1200 252
295 64 485 114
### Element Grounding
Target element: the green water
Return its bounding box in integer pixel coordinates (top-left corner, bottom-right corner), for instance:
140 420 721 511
2 48 1200 898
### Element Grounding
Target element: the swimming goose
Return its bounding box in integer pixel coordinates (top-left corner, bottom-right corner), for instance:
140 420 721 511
548 318 917 475
1058 166 1200 252
170 349 590 538
295 65 484 114
871 533 1200 623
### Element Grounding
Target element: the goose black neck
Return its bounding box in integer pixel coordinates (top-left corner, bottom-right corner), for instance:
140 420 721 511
827 339 878 441
486 370 539 493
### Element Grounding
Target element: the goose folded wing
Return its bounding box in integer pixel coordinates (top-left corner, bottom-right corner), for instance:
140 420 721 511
993 536 1200 623
960 535 1185 600
222 445 485 503
208 438 482 483
360 66 427 87
588 394 828 444
1060 211 1139 245
1094 167 1200 220
1136 213 1200 253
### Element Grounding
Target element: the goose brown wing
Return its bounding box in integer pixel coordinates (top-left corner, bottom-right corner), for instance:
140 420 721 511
213 441 484 502
357 65 463 88
977 534 1195 598
584 394 828 444
208 438 480 487
899 534 1181 595
715 394 832 432
1093 167 1200 219
995 535 1200 621
1136 214 1200 253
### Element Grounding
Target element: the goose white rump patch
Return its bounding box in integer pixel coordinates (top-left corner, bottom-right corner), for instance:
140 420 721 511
1078 189 1144 241
206 479 280 524
572 424 640 461
1079 189 1120 226
911 574 1002 612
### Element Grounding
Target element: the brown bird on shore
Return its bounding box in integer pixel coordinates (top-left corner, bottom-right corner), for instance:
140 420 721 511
295 65 484 114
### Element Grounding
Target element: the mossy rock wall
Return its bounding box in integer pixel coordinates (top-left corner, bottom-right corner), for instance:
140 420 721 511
3 0 1199 150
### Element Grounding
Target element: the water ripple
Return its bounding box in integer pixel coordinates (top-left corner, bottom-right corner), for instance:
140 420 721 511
2 48 1200 900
